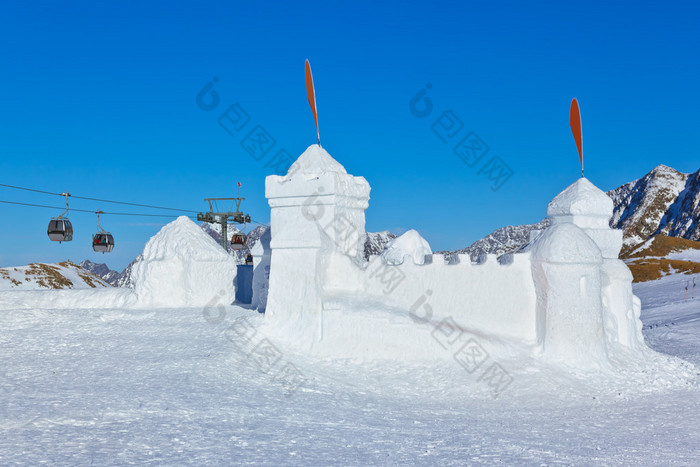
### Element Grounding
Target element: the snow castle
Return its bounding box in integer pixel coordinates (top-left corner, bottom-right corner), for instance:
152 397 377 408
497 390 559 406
260 145 645 366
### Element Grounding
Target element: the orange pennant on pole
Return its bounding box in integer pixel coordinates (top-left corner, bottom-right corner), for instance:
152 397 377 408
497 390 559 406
305 59 320 145
570 98 583 177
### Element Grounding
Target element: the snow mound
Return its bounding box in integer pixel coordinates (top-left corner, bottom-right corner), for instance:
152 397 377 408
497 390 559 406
141 217 232 262
286 144 347 176
131 216 238 307
380 229 432 265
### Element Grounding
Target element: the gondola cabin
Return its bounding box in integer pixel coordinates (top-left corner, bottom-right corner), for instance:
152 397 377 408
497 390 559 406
231 233 246 250
47 218 73 243
92 232 115 253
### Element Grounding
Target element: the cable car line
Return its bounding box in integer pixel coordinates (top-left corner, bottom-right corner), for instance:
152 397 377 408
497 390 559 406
0 182 198 213
0 198 268 227
0 181 269 226
0 199 196 218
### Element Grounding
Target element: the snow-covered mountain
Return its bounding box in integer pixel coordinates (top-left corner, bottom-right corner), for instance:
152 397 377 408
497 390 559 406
0 261 111 291
79 260 121 284
79 258 136 288
446 164 700 259
437 219 551 260
609 164 700 252
364 231 397 259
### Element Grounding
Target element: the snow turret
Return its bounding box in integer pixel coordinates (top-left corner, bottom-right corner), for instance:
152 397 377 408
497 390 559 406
529 223 607 367
548 177 612 228
264 145 371 337
530 223 602 264
548 177 622 258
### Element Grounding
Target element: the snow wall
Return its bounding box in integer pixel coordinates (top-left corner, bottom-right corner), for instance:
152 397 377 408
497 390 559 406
262 145 648 368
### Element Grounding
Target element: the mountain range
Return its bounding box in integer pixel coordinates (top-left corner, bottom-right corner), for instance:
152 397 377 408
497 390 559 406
440 164 700 260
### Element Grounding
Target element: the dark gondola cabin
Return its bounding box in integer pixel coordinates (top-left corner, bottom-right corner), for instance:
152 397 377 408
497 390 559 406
47 218 73 243
92 232 115 253
231 234 246 250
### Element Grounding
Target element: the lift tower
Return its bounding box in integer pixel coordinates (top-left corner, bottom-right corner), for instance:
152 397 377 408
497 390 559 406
197 198 251 250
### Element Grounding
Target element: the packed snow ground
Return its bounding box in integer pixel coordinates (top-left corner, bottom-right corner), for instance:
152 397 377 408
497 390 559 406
1 277 699 465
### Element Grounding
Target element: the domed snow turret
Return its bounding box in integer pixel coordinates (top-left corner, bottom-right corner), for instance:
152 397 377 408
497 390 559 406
547 177 622 258
529 222 607 367
548 177 613 228
530 223 602 265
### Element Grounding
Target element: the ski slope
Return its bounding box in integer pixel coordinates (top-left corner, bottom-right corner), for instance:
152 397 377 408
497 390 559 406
1 276 699 465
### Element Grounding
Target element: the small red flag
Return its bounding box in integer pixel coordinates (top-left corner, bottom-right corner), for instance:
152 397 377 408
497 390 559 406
570 98 583 176
237 182 242 187
305 59 320 145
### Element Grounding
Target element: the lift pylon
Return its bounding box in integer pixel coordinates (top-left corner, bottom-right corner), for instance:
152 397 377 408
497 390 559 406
197 197 251 250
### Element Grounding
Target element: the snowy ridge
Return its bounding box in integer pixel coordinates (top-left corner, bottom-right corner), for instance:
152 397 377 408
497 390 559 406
79 260 122 285
0 261 111 291
609 164 690 250
439 219 551 259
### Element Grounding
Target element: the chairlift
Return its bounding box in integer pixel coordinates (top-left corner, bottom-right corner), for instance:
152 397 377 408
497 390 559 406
92 210 115 253
47 192 73 243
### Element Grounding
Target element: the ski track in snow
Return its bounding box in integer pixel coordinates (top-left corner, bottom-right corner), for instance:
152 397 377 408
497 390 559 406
1 280 700 465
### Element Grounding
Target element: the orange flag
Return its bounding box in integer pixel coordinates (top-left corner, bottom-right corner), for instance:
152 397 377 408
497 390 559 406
570 98 583 176
305 59 320 145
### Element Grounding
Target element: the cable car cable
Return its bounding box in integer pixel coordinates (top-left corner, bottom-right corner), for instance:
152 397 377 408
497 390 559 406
0 182 270 226
0 183 198 213
0 199 196 218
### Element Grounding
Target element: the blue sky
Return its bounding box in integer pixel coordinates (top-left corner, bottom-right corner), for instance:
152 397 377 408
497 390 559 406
1 1 698 271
